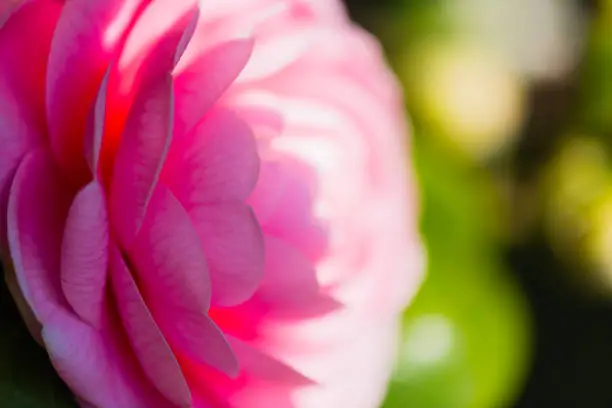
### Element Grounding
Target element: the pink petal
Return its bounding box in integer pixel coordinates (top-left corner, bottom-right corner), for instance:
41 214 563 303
61 181 109 328
102 3 197 187
153 304 239 377
129 186 239 376
163 107 259 208
0 0 61 248
43 307 172 408
253 235 338 317
227 336 313 386
129 185 211 315
118 3 199 94
117 0 197 83
83 64 112 177
7 149 72 324
109 244 192 406
173 39 254 137
229 101 285 144
110 75 174 247
248 159 328 261
46 0 150 180
189 202 264 307
183 336 310 408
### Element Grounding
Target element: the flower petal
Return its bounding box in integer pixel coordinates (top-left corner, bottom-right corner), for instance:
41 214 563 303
117 2 199 94
84 64 112 177
110 75 174 246
7 149 72 324
43 307 172 408
46 0 150 179
129 185 211 314
253 235 338 317
227 336 313 386
189 202 264 307
109 244 192 407
173 39 254 137
117 0 197 82
154 304 239 377
164 107 259 208
129 186 239 375
0 0 61 249
61 181 109 328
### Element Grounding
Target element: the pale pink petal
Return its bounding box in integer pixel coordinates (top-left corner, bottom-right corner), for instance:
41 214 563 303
252 236 338 316
109 244 192 406
173 40 253 137
43 307 172 408
189 202 264 307
117 3 199 94
61 181 109 328
226 97 285 144
117 0 197 83
164 107 259 208
248 159 327 261
227 336 313 386
129 185 211 314
7 149 72 324
110 75 174 247
0 0 61 249
46 0 150 180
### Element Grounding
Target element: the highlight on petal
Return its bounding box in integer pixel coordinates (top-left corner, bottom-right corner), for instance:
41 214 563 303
118 2 199 93
42 307 170 408
189 202 264 307
117 0 197 80
173 39 254 137
110 75 174 246
61 181 109 328
109 244 192 407
164 107 259 208
46 0 150 179
7 149 72 324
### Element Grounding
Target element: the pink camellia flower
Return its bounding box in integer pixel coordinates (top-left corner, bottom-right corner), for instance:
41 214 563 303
0 0 422 407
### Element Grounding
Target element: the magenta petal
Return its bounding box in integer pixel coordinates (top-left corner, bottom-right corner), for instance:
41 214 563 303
61 181 109 328
110 245 192 406
129 185 211 314
164 108 259 208
173 39 254 137
43 307 172 408
0 0 61 249
189 202 264 307
46 0 149 176
110 75 174 247
7 149 72 324
83 65 112 177
129 186 238 374
154 305 239 377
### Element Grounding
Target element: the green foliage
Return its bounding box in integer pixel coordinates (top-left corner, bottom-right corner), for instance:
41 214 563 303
0 266 76 408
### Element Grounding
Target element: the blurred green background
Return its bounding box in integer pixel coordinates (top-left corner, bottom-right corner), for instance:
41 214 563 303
343 0 612 407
